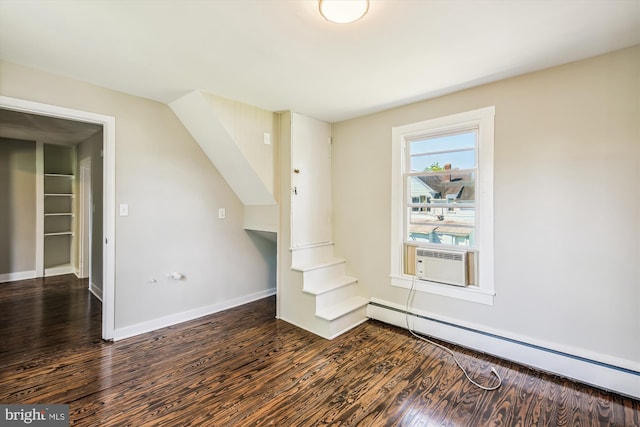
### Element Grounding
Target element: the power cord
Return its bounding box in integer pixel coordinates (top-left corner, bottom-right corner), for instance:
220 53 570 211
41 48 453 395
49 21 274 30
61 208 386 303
405 275 502 391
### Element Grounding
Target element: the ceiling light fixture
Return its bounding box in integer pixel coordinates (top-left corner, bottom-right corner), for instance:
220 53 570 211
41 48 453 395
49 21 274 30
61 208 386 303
319 0 369 24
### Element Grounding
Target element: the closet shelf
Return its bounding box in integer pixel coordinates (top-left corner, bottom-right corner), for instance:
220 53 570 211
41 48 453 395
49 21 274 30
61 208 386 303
42 144 76 277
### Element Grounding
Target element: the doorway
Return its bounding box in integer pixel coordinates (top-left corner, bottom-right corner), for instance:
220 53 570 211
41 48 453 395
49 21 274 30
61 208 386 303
0 96 116 340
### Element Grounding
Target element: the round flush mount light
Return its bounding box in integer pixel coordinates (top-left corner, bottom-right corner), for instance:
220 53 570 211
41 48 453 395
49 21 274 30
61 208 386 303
319 0 369 24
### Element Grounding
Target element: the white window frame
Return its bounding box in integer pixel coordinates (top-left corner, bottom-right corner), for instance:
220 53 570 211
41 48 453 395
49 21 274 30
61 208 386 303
391 106 495 305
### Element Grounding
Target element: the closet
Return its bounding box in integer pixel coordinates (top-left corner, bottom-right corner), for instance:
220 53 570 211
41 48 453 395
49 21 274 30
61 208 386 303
42 144 76 275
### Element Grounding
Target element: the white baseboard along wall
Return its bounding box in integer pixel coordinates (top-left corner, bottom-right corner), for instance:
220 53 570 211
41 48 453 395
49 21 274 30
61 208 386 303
113 288 276 341
89 282 103 302
0 270 36 283
367 298 640 399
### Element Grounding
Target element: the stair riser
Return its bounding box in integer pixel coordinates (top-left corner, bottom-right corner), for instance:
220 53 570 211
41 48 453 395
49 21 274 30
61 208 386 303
315 284 360 309
302 263 346 286
326 306 369 339
291 243 334 266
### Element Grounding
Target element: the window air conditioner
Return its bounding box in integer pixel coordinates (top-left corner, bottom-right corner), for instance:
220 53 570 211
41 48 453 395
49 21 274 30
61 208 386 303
415 248 468 286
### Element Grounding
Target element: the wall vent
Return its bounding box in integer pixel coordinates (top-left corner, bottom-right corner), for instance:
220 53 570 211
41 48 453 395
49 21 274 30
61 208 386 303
415 248 468 286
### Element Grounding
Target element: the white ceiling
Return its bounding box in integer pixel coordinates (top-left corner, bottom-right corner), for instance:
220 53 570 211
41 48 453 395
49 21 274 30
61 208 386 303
0 0 638 123
0 109 103 146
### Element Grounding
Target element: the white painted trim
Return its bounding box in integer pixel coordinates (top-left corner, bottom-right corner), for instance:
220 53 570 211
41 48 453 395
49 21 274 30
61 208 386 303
89 281 103 302
103 111 116 341
0 96 116 341
368 298 640 399
391 274 495 305
78 158 92 280
391 106 495 304
35 142 44 277
275 223 282 321
45 264 75 277
113 288 277 341
0 270 37 283
290 241 334 251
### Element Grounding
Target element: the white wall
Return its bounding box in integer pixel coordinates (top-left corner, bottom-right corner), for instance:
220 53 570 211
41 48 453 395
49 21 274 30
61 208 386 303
204 93 278 199
0 61 275 333
0 138 36 277
332 47 639 371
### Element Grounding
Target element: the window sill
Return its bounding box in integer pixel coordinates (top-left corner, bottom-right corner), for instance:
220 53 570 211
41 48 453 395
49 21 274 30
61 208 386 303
391 274 495 305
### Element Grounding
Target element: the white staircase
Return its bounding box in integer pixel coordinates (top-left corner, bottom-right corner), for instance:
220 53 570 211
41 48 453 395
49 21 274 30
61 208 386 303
170 103 367 340
290 242 368 339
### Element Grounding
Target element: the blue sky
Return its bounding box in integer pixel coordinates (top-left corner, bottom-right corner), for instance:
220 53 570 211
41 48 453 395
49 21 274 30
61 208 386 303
410 131 476 172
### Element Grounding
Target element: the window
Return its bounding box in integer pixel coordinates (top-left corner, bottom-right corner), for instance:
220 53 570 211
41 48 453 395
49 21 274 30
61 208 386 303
391 106 495 304
407 130 476 246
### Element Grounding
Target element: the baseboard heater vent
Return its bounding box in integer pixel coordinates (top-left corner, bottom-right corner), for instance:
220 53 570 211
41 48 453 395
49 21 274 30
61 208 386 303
415 248 468 286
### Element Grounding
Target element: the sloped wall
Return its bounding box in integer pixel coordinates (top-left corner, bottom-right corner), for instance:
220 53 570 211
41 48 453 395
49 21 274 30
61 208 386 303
0 61 276 336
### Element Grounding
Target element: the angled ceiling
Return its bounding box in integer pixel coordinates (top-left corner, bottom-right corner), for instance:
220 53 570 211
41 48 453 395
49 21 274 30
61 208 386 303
0 0 638 123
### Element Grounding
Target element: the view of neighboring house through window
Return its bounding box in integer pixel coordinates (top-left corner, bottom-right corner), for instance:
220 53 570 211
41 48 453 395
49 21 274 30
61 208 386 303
407 131 476 248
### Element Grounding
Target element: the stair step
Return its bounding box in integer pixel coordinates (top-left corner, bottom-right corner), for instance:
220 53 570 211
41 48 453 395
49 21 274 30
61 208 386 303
303 276 358 296
316 296 369 321
291 257 345 272
291 242 335 266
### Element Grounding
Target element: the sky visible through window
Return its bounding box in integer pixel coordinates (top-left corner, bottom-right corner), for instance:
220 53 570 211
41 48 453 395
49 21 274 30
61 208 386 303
410 132 476 172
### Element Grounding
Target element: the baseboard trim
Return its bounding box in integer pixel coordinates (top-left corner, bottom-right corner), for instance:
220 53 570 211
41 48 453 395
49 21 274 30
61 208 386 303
113 288 277 341
89 282 103 302
74 269 89 279
0 270 37 283
367 298 640 399
44 265 75 277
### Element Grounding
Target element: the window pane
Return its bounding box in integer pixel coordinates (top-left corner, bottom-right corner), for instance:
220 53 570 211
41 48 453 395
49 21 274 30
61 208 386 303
408 171 475 247
406 130 477 248
408 207 475 227
410 149 475 172
407 209 475 247
410 132 476 172
411 131 475 153
409 173 475 205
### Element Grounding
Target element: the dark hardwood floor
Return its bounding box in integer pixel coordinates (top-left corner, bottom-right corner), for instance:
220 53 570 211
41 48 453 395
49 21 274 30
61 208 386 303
0 275 638 426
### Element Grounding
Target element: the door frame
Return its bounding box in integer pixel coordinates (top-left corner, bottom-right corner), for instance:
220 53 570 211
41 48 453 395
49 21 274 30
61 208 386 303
78 157 91 281
0 96 116 341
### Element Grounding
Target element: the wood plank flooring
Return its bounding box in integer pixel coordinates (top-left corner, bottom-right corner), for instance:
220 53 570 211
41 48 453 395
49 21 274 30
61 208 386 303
0 274 638 426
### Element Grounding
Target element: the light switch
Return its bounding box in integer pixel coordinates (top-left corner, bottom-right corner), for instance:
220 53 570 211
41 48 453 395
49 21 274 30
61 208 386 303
218 208 225 219
264 132 271 145
119 204 129 216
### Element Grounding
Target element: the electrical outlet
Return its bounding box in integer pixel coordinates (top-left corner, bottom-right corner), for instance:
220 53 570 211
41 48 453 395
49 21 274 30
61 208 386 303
218 208 225 219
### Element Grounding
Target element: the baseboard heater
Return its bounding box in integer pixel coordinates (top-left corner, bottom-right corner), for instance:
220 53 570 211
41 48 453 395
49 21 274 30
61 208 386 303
367 299 640 399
